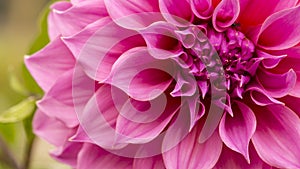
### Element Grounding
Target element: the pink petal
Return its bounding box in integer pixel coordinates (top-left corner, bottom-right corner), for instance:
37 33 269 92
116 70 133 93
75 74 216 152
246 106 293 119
104 0 163 30
238 0 297 32
256 68 297 98
133 155 165 169
256 50 286 69
62 17 111 58
219 101 256 162
48 0 107 40
159 0 194 26
213 144 272 169
212 0 240 32
37 70 78 128
279 95 300 117
139 22 183 60
77 143 133 169
76 21 145 82
70 126 93 143
271 47 300 97
33 110 74 147
115 93 181 144
163 120 223 169
24 38 75 91
252 105 300 168
257 5 300 50
105 47 174 101
50 141 83 168
190 0 213 19
78 84 128 149
246 87 284 106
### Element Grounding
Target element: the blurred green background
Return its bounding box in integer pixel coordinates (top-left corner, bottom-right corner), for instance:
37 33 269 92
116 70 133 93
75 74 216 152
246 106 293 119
0 0 69 168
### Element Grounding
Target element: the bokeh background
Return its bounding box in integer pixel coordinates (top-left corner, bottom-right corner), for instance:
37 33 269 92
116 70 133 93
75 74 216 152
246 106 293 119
0 0 69 168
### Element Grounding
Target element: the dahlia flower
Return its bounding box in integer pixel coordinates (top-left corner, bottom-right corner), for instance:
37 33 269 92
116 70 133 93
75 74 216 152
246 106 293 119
25 0 300 168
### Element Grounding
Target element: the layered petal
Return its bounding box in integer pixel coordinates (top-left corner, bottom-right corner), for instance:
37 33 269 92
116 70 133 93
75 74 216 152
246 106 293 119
213 144 271 169
25 38 75 91
48 0 107 39
252 105 300 168
257 5 300 50
219 101 256 162
238 0 297 32
104 0 163 29
105 47 174 101
163 119 223 169
133 155 165 169
190 0 213 19
76 21 145 82
37 70 78 127
33 110 74 147
159 0 194 26
77 143 133 169
50 141 83 168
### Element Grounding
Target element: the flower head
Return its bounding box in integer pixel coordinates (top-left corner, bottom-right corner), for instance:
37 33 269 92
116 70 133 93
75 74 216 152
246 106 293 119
26 0 300 168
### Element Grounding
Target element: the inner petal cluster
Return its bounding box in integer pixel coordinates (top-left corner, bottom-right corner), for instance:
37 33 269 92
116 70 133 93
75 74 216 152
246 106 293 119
177 25 257 98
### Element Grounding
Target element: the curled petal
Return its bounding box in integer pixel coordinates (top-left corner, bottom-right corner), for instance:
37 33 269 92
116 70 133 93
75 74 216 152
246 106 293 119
256 68 296 98
246 87 284 106
190 0 213 19
212 0 240 32
252 105 300 168
219 101 256 162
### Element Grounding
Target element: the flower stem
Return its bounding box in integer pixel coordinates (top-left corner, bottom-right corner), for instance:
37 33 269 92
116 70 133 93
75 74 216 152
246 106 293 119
0 134 20 169
21 135 35 169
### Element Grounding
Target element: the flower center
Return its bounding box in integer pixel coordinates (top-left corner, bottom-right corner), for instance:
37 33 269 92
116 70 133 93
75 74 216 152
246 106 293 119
178 25 257 98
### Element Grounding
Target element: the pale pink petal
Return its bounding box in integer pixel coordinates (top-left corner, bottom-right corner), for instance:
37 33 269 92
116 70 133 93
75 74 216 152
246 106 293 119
50 141 83 168
105 47 174 101
190 0 213 19
159 0 194 26
257 5 300 50
37 70 78 128
213 144 272 169
115 93 181 144
104 0 163 30
33 110 74 147
163 121 223 169
252 105 300 168
76 21 145 82
238 0 297 32
219 101 256 162
256 68 297 98
78 84 129 149
77 143 133 169
48 0 107 40
212 0 240 32
24 38 75 91
133 155 165 169
62 17 111 58
70 126 93 143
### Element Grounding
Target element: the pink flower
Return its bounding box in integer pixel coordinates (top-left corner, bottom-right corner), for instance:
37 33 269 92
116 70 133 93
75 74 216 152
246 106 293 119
25 0 300 168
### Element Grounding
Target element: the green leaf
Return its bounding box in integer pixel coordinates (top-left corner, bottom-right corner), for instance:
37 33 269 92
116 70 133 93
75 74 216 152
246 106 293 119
9 67 28 95
0 97 36 123
27 2 51 55
22 64 43 96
